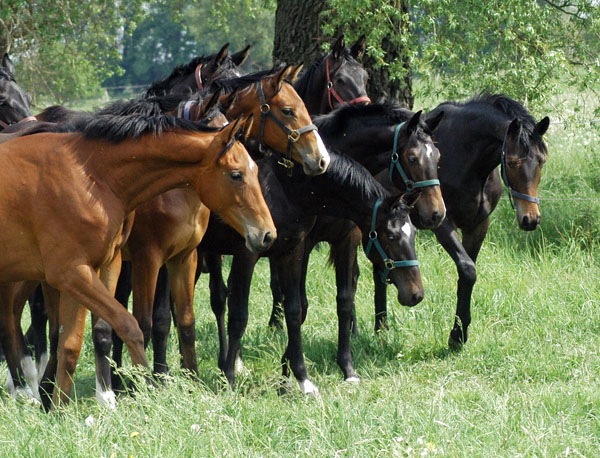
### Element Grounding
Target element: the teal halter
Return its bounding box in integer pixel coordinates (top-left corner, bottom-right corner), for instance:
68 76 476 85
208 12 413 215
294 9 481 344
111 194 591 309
364 198 420 284
389 122 441 190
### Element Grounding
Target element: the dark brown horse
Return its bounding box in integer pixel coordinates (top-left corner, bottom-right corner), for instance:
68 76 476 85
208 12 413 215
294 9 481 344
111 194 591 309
0 54 37 130
0 112 275 408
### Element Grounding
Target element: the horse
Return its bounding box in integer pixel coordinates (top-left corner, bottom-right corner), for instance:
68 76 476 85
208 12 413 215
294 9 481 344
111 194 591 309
0 54 37 130
144 43 250 97
372 94 549 344
194 150 422 395
0 111 275 409
90 66 329 402
294 35 370 115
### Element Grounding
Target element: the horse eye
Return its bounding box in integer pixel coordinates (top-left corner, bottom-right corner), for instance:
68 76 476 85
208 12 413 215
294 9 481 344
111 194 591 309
230 171 244 182
281 108 294 117
507 161 519 169
408 156 419 165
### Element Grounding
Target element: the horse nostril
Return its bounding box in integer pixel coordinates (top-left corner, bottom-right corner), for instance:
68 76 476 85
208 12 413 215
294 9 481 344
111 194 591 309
319 157 328 171
263 231 274 247
411 291 424 306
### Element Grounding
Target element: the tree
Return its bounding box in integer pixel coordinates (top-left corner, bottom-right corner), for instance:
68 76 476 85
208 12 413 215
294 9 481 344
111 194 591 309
0 0 144 102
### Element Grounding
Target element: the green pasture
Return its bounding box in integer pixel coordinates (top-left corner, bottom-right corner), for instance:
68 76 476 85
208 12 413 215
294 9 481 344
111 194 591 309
0 111 598 457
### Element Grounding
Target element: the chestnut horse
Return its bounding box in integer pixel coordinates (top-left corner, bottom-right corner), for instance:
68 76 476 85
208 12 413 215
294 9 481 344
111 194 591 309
0 113 275 408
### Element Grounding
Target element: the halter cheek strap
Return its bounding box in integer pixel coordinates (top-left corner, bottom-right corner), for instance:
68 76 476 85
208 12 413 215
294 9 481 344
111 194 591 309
325 57 371 110
389 122 440 190
500 127 540 209
194 64 203 90
256 81 318 176
364 198 419 284
0 115 37 130
182 101 196 121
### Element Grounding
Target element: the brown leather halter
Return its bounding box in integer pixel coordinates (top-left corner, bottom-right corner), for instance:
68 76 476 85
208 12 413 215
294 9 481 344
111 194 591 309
325 57 371 110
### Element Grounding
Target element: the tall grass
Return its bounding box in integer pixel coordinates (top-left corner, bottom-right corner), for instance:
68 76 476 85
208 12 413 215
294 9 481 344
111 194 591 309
0 108 599 457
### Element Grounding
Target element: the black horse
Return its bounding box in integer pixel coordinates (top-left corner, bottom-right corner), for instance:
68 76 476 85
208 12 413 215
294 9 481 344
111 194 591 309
294 35 370 115
0 54 36 130
196 150 422 394
374 94 549 346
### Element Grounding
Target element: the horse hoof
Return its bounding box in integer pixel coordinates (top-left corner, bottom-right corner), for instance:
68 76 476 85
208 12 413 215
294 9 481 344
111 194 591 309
298 379 320 397
448 334 464 351
96 388 117 409
344 376 360 383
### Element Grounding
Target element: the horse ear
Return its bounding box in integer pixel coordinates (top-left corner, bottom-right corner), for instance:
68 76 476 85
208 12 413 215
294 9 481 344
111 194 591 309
215 43 230 67
535 116 550 136
401 189 422 208
424 110 444 132
407 110 422 134
350 35 366 60
225 116 245 143
203 88 222 113
288 64 303 83
268 65 292 94
231 45 251 67
2 54 15 75
242 113 254 140
332 35 345 60
507 118 521 139
220 88 239 113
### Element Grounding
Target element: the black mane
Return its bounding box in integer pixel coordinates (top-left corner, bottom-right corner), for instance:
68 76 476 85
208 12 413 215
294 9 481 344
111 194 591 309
441 93 545 152
22 112 219 143
320 151 388 202
294 56 326 97
144 55 214 97
0 68 15 82
210 66 284 93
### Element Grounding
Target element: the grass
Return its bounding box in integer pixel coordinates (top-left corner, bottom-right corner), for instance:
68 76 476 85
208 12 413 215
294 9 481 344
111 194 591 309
0 107 599 457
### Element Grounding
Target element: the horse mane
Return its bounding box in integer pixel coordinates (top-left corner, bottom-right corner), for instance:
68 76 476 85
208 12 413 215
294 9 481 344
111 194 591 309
324 151 388 202
443 93 545 152
22 112 219 143
97 94 192 117
0 68 16 82
210 66 285 93
314 102 432 142
144 55 214 97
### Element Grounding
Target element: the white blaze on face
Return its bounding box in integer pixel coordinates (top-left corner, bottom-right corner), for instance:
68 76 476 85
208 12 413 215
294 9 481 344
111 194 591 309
248 157 256 172
425 144 434 160
313 131 330 163
401 221 412 238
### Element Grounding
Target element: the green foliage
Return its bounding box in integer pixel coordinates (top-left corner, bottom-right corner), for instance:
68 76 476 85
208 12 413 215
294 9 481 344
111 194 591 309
0 0 144 103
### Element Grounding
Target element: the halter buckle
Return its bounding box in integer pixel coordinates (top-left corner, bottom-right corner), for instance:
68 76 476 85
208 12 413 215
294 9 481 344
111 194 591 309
260 103 270 114
288 130 301 142
277 158 294 170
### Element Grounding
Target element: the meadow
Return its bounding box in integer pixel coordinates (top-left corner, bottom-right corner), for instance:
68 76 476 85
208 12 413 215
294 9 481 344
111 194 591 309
0 102 598 457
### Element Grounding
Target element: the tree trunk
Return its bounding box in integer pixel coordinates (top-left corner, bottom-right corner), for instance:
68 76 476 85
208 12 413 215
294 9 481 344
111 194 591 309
273 0 326 66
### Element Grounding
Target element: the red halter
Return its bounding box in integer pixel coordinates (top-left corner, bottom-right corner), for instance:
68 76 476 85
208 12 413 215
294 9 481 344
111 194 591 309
0 115 37 130
325 57 371 110
194 64 203 90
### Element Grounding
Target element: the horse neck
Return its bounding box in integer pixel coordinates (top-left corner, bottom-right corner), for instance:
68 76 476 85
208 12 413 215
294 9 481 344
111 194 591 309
295 64 328 116
84 132 215 212
276 157 384 231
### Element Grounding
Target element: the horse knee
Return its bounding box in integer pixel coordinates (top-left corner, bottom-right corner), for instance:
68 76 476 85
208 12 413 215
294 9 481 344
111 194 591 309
114 318 144 350
458 260 476 286
178 323 196 348
92 322 112 357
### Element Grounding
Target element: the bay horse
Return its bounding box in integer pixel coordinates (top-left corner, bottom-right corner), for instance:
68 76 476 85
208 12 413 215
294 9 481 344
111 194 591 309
0 54 37 131
0 112 275 408
91 65 329 403
373 94 549 344
195 151 422 395
294 35 370 115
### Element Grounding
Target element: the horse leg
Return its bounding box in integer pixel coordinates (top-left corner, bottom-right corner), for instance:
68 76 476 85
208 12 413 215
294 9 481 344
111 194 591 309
350 249 360 336
333 240 360 382
0 282 39 401
24 285 48 380
373 268 388 332
167 249 199 375
432 218 479 348
223 253 256 389
204 252 228 371
39 284 59 411
151 265 172 377
268 257 285 329
110 260 131 392
273 246 318 396
91 252 123 408
131 253 162 348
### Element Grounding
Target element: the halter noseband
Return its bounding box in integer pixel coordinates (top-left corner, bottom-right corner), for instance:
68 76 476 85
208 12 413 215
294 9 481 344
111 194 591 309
500 127 540 209
0 115 37 130
325 57 371 111
364 198 419 284
256 81 318 176
389 122 440 191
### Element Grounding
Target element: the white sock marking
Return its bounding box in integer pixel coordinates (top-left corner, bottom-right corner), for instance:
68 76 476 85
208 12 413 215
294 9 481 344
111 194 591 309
96 377 116 409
